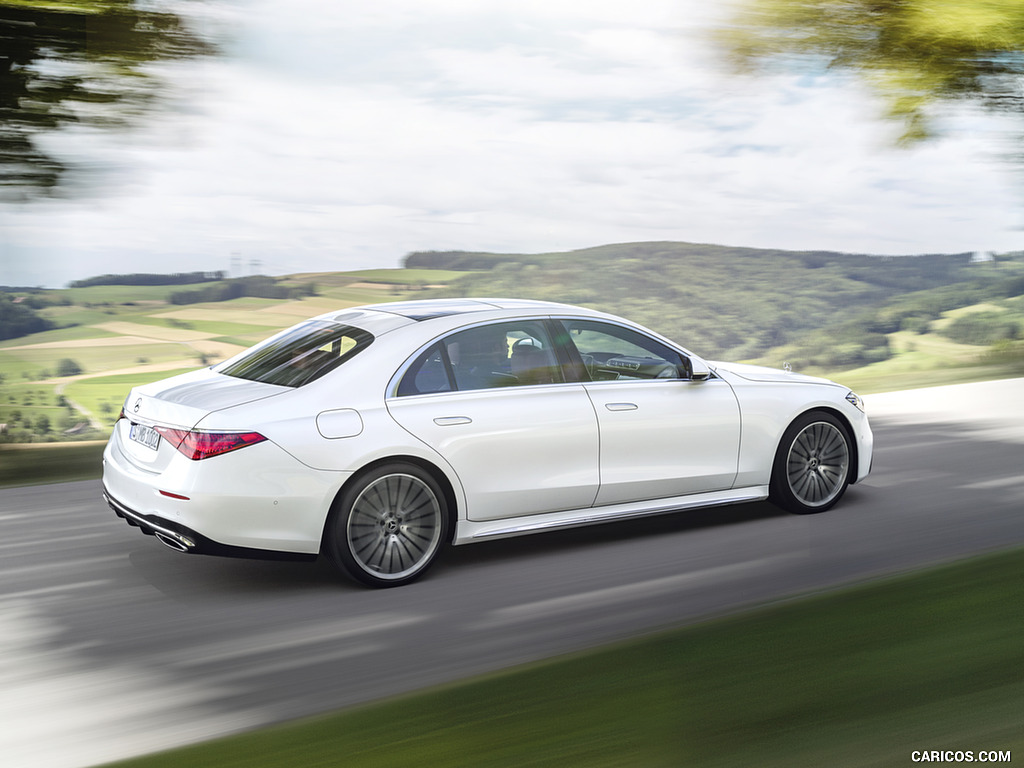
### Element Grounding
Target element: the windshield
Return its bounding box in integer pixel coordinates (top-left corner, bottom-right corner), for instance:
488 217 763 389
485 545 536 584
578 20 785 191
215 320 373 387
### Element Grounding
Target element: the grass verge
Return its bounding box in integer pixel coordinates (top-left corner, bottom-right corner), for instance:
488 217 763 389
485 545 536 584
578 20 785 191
102 548 1024 768
0 441 106 487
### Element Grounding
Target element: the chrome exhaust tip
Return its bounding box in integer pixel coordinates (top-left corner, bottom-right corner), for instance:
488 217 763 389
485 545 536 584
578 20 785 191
155 532 194 553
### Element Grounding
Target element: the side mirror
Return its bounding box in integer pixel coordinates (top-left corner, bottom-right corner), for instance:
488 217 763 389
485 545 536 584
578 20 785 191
688 357 711 381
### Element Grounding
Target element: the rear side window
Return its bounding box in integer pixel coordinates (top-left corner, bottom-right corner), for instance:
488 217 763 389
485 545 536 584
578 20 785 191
396 320 565 396
396 342 454 396
215 321 373 387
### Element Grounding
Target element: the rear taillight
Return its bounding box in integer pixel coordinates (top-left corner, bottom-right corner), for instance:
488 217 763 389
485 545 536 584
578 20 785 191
154 427 268 461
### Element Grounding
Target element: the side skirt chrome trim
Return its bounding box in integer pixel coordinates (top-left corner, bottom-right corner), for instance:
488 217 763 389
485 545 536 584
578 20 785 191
454 486 769 544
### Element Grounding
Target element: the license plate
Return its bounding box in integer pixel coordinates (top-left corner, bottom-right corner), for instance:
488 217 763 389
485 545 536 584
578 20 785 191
129 423 160 451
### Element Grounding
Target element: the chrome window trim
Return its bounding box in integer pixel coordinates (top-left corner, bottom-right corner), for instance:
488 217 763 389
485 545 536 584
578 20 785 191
386 314 713 399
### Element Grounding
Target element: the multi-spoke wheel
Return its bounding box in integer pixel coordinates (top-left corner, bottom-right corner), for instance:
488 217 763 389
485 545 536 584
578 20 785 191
770 412 852 514
326 463 448 587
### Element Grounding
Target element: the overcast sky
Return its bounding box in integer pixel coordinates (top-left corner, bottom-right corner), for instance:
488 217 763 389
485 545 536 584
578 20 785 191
2 0 1022 288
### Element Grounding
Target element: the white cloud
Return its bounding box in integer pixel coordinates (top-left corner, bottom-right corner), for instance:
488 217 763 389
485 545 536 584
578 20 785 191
2 0 1020 287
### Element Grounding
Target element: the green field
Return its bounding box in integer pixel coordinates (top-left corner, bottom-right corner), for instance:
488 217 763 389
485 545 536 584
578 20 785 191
4 341 192 376
771 328 1024 393
289 268 471 286
0 271 466 445
63 367 201 431
101 547 1024 768
61 283 195 304
3 252 1023 444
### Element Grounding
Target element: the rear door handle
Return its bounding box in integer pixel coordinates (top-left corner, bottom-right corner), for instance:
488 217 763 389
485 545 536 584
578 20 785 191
605 402 638 412
433 416 472 426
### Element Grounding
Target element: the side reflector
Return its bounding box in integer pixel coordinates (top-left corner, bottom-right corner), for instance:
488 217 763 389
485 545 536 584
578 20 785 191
159 490 191 500
154 427 268 461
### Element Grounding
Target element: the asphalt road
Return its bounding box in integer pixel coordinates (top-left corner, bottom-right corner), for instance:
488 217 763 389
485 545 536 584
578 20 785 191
2 379 1023 768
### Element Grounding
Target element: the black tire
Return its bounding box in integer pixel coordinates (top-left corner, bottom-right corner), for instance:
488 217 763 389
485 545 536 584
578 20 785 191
770 411 852 515
325 463 448 587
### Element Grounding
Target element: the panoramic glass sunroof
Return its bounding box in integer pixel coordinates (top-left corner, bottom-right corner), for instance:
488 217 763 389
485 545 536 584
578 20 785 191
366 299 496 321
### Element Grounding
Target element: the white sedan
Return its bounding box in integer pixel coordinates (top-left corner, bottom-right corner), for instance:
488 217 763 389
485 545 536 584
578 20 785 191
102 298 873 587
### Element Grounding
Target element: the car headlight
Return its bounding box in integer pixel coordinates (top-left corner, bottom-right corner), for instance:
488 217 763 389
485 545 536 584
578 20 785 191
845 391 866 412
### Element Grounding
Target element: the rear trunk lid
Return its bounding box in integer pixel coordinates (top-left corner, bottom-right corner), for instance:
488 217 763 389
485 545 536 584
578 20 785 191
117 367 288 473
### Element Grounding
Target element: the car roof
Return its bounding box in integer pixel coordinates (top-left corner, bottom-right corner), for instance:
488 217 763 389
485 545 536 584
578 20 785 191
298 297 699 367
359 298 584 321
312 297 597 329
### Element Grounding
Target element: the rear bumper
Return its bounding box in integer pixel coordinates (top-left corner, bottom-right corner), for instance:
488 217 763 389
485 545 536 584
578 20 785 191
103 487 317 562
102 426 347 556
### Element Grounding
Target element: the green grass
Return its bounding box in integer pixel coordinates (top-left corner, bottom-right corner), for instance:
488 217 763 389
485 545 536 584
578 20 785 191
123 317 276 337
314 286 405 303
101 547 1024 768
810 327 1024 393
930 302 1011 330
154 305 301 327
2 344 191 378
0 350 46 379
825 361 1024 395
342 268 472 284
208 333 274 347
0 442 106 486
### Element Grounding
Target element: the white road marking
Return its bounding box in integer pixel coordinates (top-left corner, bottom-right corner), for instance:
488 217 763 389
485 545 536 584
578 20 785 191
961 476 1024 489
2 581 110 601
169 613 425 667
197 644 380 685
473 556 789 629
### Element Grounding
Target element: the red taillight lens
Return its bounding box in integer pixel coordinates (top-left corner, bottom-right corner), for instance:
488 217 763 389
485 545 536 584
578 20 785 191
154 427 267 461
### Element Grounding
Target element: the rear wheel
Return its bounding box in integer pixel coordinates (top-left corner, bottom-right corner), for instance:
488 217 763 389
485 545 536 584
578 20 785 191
326 463 448 587
770 412 852 514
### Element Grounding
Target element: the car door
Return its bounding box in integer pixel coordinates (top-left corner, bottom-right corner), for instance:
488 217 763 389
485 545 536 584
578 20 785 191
386 319 600 522
556 318 741 506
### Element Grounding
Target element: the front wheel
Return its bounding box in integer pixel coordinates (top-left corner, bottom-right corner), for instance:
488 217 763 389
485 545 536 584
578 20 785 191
770 412 852 515
326 463 448 587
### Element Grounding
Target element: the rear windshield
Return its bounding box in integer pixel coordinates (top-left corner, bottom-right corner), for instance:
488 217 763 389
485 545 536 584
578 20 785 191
215 320 373 387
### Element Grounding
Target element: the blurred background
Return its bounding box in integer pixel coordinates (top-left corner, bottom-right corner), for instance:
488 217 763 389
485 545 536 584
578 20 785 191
2 3 1024 767
2 0 1023 465
2 0 1024 287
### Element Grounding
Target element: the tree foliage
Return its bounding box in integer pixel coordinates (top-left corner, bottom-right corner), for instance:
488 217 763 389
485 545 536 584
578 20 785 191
0 292 55 339
719 0 1024 142
941 311 1021 345
69 271 225 288
0 0 215 198
168 275 317 305
56 358 83 376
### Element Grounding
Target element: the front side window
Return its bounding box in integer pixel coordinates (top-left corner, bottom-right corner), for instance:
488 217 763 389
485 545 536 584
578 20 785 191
215 320 373 387
397 320 564 396
559 320 686 381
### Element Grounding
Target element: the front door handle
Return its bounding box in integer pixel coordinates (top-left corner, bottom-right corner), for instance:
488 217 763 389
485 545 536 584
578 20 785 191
433 416 472 426
605 402 638 412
